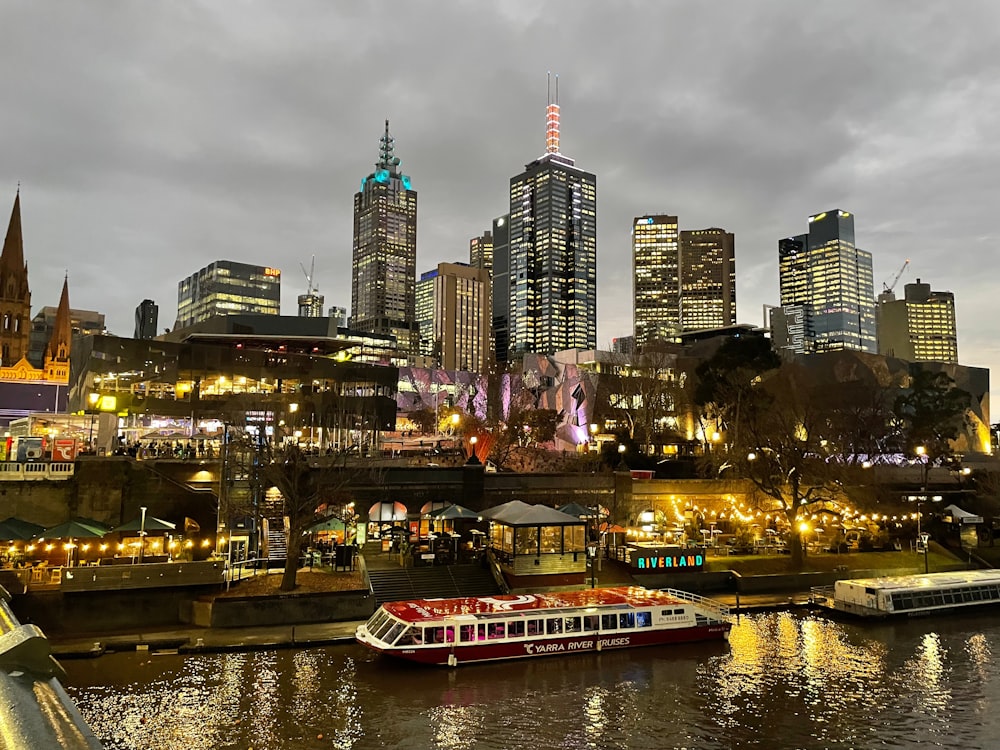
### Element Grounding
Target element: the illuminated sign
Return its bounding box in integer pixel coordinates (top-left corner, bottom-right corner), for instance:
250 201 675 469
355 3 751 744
264 267 281 277
634 553 705 572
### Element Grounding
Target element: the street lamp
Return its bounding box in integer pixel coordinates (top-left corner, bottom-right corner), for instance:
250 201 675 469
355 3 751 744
138 506 147 564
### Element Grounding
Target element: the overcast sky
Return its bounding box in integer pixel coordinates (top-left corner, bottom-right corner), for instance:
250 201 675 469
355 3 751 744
2 1 998 403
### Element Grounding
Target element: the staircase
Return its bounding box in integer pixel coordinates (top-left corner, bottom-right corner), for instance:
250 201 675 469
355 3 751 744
367 564 502 605
261 516 287 567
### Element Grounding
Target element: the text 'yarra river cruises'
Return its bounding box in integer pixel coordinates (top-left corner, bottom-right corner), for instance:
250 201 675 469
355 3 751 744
355 586 732 666
811 569 1000 618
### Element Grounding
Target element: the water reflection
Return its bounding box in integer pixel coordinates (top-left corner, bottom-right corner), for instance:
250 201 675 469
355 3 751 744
63 612 1000 750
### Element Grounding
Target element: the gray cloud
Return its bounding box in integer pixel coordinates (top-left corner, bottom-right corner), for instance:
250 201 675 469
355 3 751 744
1 0 996 401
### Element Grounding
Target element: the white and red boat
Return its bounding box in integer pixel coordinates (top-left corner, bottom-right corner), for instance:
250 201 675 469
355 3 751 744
355 586 731 666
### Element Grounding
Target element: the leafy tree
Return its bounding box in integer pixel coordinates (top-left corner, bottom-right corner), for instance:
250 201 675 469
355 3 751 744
894 368 971 464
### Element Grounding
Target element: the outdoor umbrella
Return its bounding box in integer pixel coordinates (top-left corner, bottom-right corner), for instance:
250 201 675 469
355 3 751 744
432 504 481 521
557 502 601 519
35 519 110 540
113 516 177 532
0 517 45 541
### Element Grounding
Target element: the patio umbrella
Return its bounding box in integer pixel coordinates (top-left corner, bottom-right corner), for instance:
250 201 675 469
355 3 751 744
35 519 110 540
557 502 600 518
0 517 45 541
113 516 177 532
433 504 480 521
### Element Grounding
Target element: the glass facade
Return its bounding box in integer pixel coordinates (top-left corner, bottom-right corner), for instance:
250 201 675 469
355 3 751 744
469 230 494 275
679 228 735 332
877 280 958 363
175 260 280 330
351 121 419 359
633 215 680 347
777 210 876 355
508 153 597 358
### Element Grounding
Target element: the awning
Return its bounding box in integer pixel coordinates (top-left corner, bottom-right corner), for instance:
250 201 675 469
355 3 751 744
369 501 408 523
943 504 983 524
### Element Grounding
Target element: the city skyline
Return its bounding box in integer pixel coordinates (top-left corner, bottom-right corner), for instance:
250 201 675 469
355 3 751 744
1 2 997 397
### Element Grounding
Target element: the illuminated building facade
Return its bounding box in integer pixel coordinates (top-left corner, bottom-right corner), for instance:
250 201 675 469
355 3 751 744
776 210 875 355
416 268 437 360
470 230 493 275
175 260 280 329
877 279 958 363
679 228 735 332
506 81 597 358
351 120 419 359
633 215 679 347
434 263 491 373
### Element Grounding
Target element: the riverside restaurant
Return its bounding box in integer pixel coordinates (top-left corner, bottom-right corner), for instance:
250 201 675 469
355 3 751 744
481 501 587 588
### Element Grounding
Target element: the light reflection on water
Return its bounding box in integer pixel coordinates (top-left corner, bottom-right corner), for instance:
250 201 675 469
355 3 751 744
63 612 1000 750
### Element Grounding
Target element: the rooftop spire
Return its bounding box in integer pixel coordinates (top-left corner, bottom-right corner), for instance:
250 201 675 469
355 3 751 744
546 72 560 154
1 189 25 271
45 273 71 363
378 119 400 172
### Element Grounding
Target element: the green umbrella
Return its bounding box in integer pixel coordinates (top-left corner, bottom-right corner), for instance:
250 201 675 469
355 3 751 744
0 517 45 541
36 519 110 540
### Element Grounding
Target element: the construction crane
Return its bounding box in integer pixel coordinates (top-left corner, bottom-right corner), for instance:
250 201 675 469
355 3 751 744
882 258 910 294
300 256 318 295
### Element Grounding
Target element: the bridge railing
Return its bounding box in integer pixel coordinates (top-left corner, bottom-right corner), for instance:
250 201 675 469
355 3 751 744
0 585 104 749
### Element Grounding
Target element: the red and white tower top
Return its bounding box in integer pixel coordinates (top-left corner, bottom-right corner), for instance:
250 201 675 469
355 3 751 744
546 72 560 154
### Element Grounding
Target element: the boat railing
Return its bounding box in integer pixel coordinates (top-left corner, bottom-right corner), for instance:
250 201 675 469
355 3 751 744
661 588 730 619
809 585 835 604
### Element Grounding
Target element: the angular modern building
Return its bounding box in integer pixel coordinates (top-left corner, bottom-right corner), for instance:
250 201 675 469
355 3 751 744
679 228 736 332
351 120 419 359
134 299 158 340
175 260 280 330
775 210 876 355
504 82 597 358
633 215 680 347
877 279 958 363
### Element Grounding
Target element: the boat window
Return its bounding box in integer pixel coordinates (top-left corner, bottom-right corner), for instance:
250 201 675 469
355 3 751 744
619 613 635 629
509 621 526 638
583 615 600 631
635 611 652 628
460 625 475 642
564 616 581 633
396 627 422 646
478 624 488 641
425 627 446 644
374 618 398 641
527 619 543 636
365 610 390 631
601 614 617 630
487 623 506 640
384 623 406 644
546 618 563 635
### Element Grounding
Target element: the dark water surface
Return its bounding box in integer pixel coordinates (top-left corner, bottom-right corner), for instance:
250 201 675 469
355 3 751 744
62 611 1000 749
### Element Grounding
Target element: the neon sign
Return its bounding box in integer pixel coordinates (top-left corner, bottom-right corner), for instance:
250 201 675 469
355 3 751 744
635 553 704 571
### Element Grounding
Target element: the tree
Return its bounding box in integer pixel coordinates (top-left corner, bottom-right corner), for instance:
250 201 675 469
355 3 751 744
894 367 971 464
720 364 855 569
691 336 780 454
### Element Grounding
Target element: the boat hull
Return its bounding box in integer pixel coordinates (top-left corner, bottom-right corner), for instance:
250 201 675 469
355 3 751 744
358 622 731 666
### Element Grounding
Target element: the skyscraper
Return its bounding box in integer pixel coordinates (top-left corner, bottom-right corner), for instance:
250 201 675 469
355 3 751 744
415 268 437 360
633 215 679 347
505 79 597 358
175 260 281 330
490 214 510 363
469 230 493 276
134 299 158 339
351 120 419 359
877 279 958 363
433 262 491 372
679 228 736 332
776 210 875 355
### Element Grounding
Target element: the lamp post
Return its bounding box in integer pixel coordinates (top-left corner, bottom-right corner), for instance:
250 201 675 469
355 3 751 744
587 543 597 588
138 505 147 564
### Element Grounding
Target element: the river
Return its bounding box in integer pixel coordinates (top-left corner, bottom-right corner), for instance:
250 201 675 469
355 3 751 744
61 611 1000 750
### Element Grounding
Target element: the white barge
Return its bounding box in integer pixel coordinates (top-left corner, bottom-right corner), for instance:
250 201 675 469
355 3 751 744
811 569 1000 618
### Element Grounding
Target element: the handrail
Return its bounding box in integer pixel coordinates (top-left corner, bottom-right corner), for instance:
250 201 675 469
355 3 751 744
484 548 510 594
660 587 730 619
0 585 105 749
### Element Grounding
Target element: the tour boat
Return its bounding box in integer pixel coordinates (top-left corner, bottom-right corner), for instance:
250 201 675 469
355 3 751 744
810 569 1000 618
355 586 731 666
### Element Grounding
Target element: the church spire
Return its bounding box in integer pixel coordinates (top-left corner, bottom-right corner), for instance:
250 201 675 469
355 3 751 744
45 274 73 366
1 189 26 275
